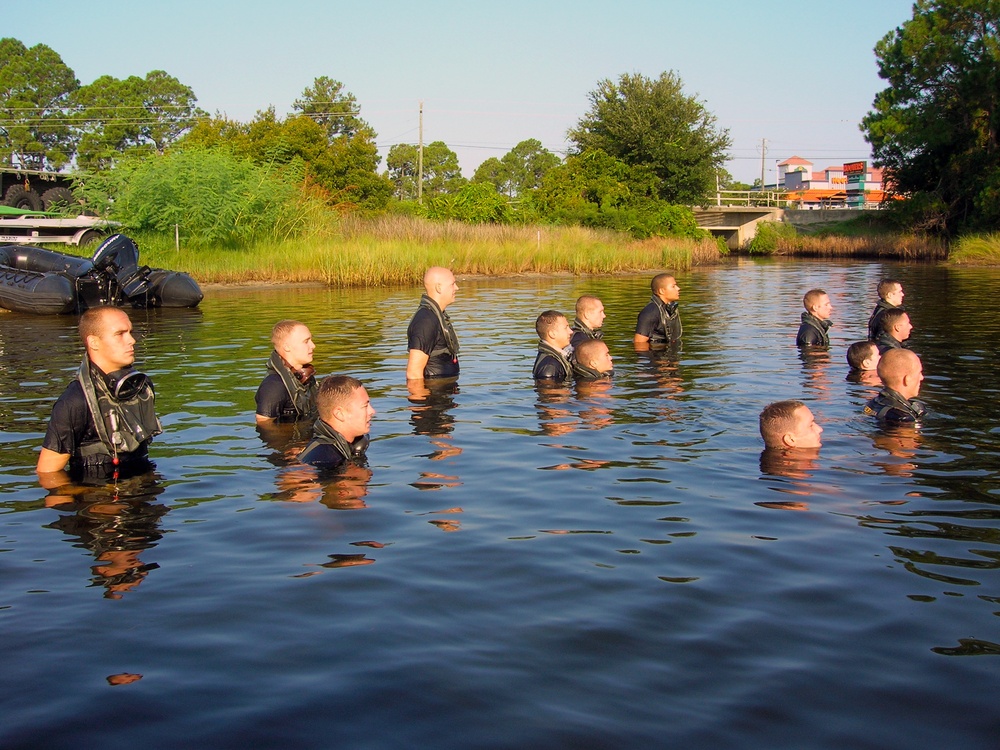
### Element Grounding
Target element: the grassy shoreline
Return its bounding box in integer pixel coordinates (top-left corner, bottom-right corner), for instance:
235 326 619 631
47 215 995 286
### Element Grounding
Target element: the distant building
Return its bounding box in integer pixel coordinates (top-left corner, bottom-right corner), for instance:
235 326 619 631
777 156 888 209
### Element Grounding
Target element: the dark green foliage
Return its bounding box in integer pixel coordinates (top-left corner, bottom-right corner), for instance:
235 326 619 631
569 72 731 205
747 221 797 254
861 0 1000 234
532 149 707 239
0 38 79 170
76 147 312 246
386 141 467 200
72 70 206 170
424 182 515 223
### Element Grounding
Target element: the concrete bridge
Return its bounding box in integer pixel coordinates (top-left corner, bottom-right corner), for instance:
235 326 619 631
691 206 784 250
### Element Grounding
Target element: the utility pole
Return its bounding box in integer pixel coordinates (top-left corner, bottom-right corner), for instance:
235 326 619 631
417 101 424 204
759 138 768 190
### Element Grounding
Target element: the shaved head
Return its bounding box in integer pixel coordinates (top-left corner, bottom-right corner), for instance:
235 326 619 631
878 348 923 396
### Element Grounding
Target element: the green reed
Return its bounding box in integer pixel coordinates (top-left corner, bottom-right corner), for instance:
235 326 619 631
949 233 1000 264
134 215 721 286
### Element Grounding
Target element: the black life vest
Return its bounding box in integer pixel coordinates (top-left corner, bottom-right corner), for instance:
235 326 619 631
266 349 318 420
76 358 162 466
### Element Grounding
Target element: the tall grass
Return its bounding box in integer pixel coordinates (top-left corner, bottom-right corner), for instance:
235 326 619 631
768 231 947 260
949 233 1000 264
136 215 722 286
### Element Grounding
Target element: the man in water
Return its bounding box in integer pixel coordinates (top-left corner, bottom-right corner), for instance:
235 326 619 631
37 305 162 479
759 400 824 450
634 273 681 348
868 278 905 341
532 310 574 381
298 375 375 470
255 320 318 423
571 295 606 349
795 288 833 348
864 348 926 424
572 339 614 381
874 309 913 354
406 267 460 382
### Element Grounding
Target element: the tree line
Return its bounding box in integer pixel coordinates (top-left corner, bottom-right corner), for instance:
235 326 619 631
3 0 996 243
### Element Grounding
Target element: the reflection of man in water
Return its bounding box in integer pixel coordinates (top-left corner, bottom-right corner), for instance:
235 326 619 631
406 267 460 382
298 376 375 470
255 320 318 424
43 476 168 598
864 348 926 424
757 400 823 508
37 306 161 481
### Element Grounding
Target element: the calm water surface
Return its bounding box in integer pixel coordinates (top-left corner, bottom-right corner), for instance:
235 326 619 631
1 260 999 748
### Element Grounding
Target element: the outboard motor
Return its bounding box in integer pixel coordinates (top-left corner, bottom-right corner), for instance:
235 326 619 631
91 234 152 301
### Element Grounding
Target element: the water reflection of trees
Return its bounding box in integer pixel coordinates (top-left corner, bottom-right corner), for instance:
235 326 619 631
42 472 168 599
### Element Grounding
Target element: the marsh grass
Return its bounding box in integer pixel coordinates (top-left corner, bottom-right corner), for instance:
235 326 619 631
949 233 1000 264
135 215 722 286
770 232 947 260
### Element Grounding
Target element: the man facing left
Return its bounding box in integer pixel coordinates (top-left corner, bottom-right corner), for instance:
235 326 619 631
37 305 162 478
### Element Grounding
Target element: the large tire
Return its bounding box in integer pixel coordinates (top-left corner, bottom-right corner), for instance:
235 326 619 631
3 184 43 211
77 230 104 247
41 186 76 212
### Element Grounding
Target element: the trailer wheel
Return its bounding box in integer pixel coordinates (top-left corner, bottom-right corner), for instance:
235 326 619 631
41 187 76 212
3 185 43 210
77 230 104 247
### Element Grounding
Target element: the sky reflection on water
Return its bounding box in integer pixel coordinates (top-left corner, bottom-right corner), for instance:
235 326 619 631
1 260 999 749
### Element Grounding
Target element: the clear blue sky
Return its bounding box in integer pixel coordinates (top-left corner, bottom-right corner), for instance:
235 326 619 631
8 0 915 185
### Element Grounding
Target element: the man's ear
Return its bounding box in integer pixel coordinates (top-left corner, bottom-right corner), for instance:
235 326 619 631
781 431 796 448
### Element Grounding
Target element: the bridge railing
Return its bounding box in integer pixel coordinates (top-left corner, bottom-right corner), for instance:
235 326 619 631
710 190 789 208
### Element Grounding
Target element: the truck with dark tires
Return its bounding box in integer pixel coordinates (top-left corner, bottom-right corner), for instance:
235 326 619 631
1 166 78 212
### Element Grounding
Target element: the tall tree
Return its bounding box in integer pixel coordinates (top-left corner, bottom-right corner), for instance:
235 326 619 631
72 70 205 169
292 76 367 141
500 139 561 197
568 71 731 204
861 0 1000 233
387 141 466 200
0 38 79 170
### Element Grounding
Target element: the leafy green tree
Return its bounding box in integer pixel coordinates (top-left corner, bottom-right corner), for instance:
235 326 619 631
533 148 704 239
292 76 366 140
182 108 391 210
568 71 731 204
0 38 79 170
72 70 205 169
861 0 1000 233
472 156 508 194
387 141 466 199
500 139 561 196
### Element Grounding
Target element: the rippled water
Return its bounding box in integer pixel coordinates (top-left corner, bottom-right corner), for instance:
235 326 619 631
2 260 999 748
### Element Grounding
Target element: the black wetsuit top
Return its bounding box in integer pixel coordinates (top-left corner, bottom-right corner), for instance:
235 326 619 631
874 331 906 354
532 341 573 381
255 351 318 422
570 318 603 349
298 418 370 470
635 297 682 345
796 312 831 347
407 295 460 379
868 300 904 341
864 387 926 424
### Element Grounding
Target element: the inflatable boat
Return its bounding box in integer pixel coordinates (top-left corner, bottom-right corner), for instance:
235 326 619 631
0 234 203 315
